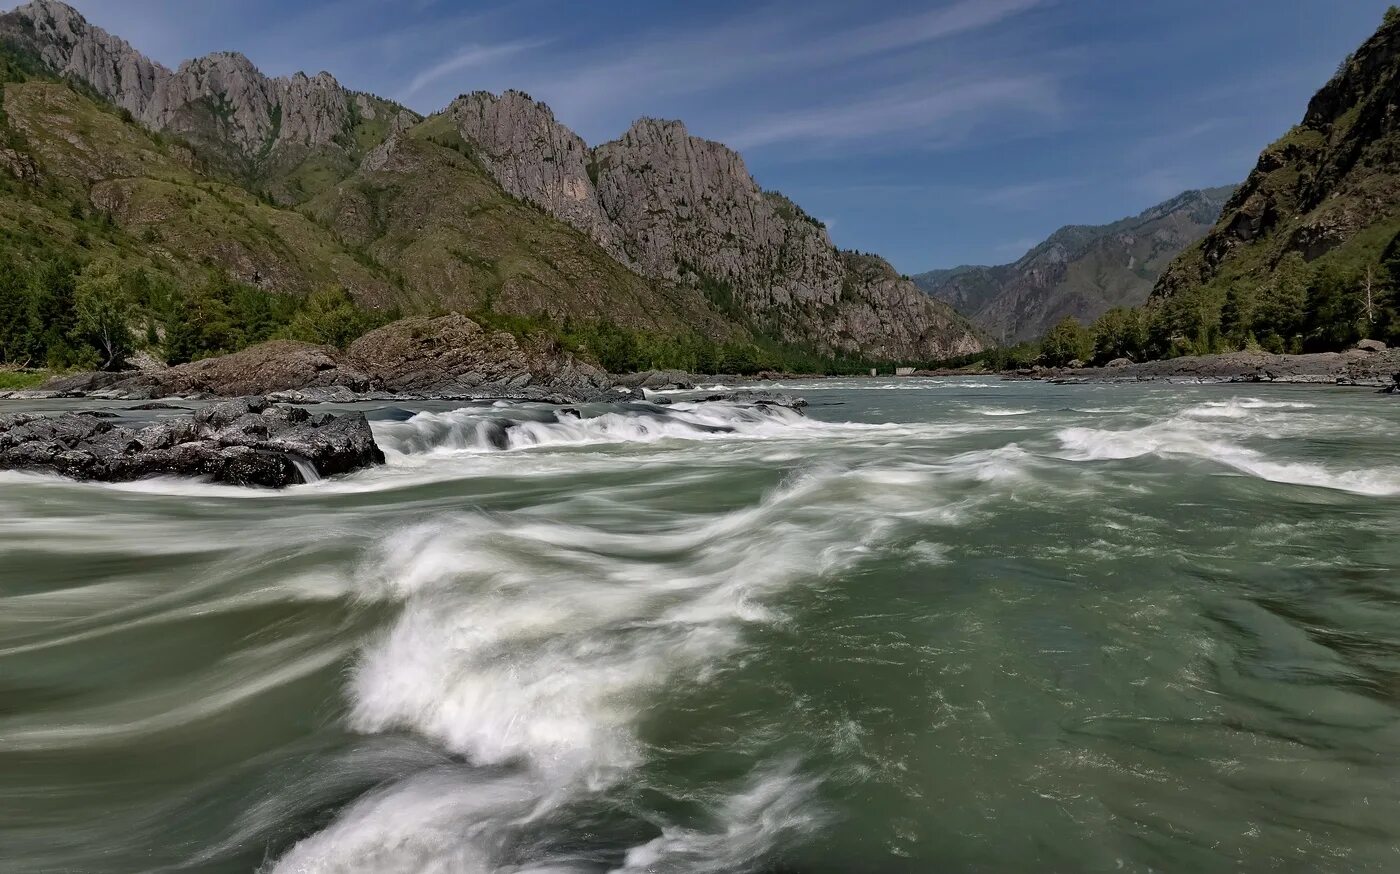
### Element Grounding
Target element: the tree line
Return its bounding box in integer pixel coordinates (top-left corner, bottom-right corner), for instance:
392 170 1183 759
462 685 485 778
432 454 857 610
0 254 393 372
969 237 1400 370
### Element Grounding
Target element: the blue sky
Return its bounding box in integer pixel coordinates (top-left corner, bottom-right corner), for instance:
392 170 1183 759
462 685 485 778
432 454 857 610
41 0 1399 272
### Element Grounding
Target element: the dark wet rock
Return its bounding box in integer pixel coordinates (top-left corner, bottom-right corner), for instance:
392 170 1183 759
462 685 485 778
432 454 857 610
127 402 189 411
0 398 383 487
699 390 807 409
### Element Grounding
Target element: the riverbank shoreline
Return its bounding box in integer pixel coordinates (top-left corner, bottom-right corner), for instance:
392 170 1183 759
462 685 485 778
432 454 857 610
1009 347 1400 389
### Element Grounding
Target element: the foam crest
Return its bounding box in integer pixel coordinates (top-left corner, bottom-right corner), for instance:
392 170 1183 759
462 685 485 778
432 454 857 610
372 401 843 457
1057 398 1400 496
613 762 824 873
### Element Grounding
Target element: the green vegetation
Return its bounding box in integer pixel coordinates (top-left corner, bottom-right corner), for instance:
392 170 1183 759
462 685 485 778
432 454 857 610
0 252 394 372
949 233 1400 371
470 308 897 376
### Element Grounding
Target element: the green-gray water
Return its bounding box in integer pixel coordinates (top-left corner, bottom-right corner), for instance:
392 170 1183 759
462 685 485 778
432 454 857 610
3 379 1400 873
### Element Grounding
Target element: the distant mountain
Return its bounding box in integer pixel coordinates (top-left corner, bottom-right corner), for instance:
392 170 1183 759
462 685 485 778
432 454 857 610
1152 8 1400 316
0 0 982 362
915 187 1234 343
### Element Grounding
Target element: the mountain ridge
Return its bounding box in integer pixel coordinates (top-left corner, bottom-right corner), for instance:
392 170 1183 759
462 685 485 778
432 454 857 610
0 0 982 362
915 186 1233 343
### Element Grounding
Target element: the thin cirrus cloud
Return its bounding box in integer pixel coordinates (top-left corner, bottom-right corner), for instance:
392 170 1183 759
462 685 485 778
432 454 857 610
511 0 1048 139
404 39 547 97
722 76 1060 151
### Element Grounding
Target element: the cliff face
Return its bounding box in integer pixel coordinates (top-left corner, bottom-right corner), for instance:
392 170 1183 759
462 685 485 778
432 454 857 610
917 187 1233 343
1152 9 1400 302
446 94 980 359
0 0 982 361
0 0 417 199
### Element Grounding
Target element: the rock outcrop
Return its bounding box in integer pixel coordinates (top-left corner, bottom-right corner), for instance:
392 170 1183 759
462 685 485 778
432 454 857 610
345 314 611 398
0 398 383 487
99 340 372 399
915 187 1234 343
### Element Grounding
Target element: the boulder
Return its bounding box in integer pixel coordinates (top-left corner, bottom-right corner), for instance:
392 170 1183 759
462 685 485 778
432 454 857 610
1355 338 1387 352
612 369 696 391
346 314 610 398
1106 357 1132 368
698 390 807 410
0 398 383 487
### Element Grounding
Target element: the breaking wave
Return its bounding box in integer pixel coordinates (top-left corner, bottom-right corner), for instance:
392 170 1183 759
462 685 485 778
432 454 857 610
1057 397 1400 496
270 445 979 872
371 400 871 456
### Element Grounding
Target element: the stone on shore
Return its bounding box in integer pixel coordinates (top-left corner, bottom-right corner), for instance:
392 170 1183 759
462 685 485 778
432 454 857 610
0 398 383 488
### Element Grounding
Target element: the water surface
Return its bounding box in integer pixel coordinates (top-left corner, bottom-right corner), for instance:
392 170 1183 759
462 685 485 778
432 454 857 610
3 379 1399 873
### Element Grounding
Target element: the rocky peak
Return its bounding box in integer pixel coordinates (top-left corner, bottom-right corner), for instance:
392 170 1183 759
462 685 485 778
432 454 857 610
1 0 412 184
446 90 620 258
3 0 167 118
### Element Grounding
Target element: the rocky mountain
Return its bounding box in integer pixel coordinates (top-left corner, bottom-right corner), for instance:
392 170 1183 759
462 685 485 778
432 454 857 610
1152 8 1400 310
0 0 417 202
440 91 979 359
0 0 981 362
916 187 1233 343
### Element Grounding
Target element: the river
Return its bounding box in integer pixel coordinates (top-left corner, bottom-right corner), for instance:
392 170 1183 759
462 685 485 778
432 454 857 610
2 378 1398 873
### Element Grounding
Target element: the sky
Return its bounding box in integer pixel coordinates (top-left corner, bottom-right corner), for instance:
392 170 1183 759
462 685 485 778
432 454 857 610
26 0 1399 273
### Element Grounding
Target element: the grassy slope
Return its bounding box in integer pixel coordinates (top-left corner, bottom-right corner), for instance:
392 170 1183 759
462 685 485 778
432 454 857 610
0 77 401 307
1152 11 1400 308
307 114 737 337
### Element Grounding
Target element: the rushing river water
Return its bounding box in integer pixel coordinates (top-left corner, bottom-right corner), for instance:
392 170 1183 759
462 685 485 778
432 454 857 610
3 378 1400 873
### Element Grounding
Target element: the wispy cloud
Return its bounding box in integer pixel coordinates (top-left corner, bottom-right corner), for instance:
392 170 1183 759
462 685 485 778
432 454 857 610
526 0 1047 133
404 39 546 97
723 75 1058 151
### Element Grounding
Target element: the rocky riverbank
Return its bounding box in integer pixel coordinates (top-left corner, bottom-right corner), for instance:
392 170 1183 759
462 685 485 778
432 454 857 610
0 398 383 487
1019 346 1400 387
5 314 613 404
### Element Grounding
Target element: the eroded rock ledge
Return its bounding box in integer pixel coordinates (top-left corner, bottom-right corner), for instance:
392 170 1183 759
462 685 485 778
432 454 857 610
0 398 383 488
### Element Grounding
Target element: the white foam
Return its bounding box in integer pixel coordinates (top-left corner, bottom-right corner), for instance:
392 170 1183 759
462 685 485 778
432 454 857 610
1057 397 1400 496
372 401 875 457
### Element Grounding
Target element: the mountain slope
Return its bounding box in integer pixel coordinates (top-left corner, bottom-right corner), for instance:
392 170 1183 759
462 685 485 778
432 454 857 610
916 187 1233 343
0 58 399 303
0 0 417 202
0 0 982 362
1152 8 1400 317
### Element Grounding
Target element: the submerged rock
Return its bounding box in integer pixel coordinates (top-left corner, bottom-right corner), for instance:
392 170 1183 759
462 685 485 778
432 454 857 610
0 398 383 487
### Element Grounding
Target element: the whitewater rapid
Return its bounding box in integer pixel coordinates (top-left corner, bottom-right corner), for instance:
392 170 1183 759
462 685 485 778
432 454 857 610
4 378 1400 873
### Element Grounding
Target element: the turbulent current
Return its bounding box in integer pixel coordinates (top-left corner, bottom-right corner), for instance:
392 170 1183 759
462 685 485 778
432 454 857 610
3 379 1400 873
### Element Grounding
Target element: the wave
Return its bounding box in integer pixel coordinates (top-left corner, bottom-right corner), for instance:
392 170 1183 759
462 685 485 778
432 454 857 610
270 449 1001 871
1056 398 1400 496
371 400 870 457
